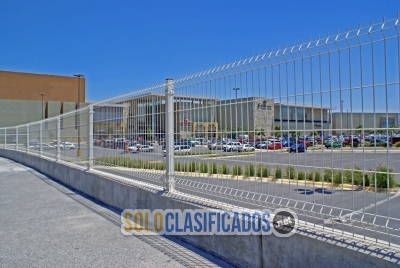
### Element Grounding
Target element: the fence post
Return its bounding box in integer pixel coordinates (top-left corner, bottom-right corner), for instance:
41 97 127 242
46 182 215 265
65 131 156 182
39 122 43 156
26 125 30 153
88 105 94 169
16 127 18 151
165 78 175 192
4 128 7 149
57 117 61 161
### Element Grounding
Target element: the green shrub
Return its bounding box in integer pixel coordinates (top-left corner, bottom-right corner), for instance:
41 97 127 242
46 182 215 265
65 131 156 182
190 161 196 172
262 167 269 178
256 166 269 178
323 169 333 182
275 167 282 179
256 165 262 178
306 171 313 181
232 165 242 177
285 166 297 180
376 142 388 147
244 164 255 178
314 171 322 182
372 164 396 189
363 173 370 187
174 162 180 171
209 163 218 175
343 168 353 184
363 142 372 147
353 165 364 186
221 163 229 175
333 170 343 185
394 142 400 148
297 170 306 180
200 162 208 173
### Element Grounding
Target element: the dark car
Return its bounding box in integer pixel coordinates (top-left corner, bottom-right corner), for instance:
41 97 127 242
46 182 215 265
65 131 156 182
372 138 391 147
281 139 294 147
342 137 360 147
288 144 307 153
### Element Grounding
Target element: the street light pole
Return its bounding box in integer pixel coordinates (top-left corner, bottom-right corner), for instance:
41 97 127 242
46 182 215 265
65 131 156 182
39 94 45 120
74 74 84 157
346 109 349 134
233 88 240 138
341 100 344 135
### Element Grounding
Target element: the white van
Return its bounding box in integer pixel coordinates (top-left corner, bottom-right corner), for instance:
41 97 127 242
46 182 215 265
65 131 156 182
238 134 249 141
162 145 191 156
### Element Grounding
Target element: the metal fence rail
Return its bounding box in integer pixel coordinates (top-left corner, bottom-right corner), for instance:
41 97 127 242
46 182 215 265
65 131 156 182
1 16 400 247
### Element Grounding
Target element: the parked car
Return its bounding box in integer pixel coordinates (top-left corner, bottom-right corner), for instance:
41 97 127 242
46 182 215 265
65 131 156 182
341 137 360 147
371 138 391 147
113 138 127 149
238 144 255 152
162 145 191 156
175 140 194 147
128 143 139 153
297 139 312 147
60 142 75 149
267 142 282 150
324 141 341 148
208 142 223 150
288 144 307 153
267 138 281 143
222 142 243 152
93 139 102 146
139 145 155 152
281 139 294 147
33 143 55 151
255 141 269 149
26 141 37 148
195 138 208 145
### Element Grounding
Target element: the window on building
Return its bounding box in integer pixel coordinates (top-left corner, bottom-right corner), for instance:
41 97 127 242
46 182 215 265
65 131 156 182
381 118 395 128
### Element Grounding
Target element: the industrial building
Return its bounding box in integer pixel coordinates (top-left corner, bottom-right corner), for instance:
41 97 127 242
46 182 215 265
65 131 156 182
0 70 86 128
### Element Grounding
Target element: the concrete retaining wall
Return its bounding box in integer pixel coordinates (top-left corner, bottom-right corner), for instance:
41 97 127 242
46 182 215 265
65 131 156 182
1 148 398 268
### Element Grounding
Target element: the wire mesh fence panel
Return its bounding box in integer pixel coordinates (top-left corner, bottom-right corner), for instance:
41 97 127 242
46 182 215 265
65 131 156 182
168 18 400 246
5 128 17 150
27 123 40 156
0 129 4 148
40 119 58 159
16 126 27 152
92 85 168 185
0 16 399 248
59 109 89 167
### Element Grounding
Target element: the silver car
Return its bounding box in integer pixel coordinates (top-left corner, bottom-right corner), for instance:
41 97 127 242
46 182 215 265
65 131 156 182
238 144 255 152
208 142 223 150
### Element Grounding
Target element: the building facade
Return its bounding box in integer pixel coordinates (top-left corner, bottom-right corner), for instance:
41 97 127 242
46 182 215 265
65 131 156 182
274 103 332 137
331 112 399 134
0 70 85 127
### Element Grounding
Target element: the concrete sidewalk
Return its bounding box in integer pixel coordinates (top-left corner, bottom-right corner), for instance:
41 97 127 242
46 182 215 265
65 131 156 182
0 157 230 268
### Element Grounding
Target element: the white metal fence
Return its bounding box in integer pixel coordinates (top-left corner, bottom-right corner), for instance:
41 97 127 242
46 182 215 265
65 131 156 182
1 17 400 247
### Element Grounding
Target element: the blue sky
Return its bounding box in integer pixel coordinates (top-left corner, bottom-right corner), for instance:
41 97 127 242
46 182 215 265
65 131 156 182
0 0 399 103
